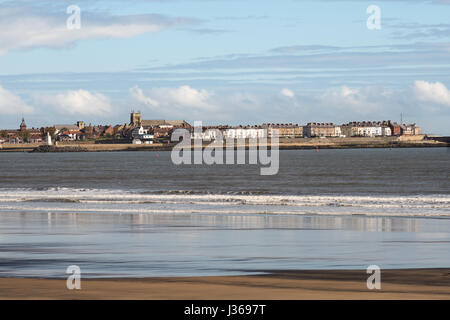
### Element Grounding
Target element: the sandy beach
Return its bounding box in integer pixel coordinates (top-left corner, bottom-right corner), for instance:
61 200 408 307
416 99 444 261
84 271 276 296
1 269 449 300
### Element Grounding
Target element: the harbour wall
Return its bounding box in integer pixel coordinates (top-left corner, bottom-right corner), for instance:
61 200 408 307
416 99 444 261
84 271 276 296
1 135 448 152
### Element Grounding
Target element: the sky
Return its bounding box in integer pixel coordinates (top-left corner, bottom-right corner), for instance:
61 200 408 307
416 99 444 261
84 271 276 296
0 0 449 134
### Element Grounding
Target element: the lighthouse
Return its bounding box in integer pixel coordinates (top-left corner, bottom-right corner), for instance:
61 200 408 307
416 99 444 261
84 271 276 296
46 132 53 146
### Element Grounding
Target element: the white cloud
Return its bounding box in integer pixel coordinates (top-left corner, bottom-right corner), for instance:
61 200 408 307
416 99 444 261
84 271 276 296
318 85 394 115
33 90 113 116
0 85 34 115
164 85 215 109
130 85 217 118
0 7 196 55
413 80 450 106
130 86 160 108
281 88 294 98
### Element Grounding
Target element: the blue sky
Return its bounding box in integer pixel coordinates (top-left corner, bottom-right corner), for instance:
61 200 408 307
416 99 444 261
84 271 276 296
0 0 449 134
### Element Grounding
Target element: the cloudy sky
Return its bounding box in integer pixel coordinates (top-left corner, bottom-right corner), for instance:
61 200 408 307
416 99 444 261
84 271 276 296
0 0 449 134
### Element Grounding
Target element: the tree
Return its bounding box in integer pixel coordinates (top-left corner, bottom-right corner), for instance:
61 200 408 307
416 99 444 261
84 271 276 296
42 127 56 138
0 130 8 139
17 129 30 142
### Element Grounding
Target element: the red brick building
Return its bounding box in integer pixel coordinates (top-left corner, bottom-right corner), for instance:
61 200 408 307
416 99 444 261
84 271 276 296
388 121 402 136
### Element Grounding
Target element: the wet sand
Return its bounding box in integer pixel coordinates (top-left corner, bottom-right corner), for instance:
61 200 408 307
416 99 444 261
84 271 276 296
1 269 449 300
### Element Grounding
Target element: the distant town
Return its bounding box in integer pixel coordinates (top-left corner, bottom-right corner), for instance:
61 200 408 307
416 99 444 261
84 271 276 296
0 111 424 146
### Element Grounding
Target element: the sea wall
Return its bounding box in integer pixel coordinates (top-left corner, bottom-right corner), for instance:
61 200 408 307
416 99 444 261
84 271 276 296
31 143 171 152
276 135 446 149
0 143 41 152
1 136 448 153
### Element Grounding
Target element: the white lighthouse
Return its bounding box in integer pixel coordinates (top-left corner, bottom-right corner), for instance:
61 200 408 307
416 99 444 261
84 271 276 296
46 132 53 146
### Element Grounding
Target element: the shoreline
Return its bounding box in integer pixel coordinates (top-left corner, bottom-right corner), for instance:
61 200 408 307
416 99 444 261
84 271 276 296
1 268 449 299
0 136 448 152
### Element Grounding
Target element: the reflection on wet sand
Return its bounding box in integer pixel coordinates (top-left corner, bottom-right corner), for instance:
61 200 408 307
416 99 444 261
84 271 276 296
42 211 424 233
0 211 448 278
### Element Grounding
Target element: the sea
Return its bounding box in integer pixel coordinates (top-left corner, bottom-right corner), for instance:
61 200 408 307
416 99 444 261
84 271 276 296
0 148 449 278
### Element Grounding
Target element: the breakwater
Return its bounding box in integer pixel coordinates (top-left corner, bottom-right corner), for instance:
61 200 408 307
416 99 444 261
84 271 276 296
32 145 88 152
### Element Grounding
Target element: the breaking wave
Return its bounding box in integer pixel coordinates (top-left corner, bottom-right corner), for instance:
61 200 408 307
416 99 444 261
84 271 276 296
0 187 449 217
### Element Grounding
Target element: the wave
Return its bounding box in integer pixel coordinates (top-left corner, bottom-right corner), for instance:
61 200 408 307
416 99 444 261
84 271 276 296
0 187 449 217
1 187 272 196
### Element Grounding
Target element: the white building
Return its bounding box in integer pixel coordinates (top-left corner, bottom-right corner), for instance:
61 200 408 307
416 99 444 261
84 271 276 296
334 126 342 137
224 127 266 139
358 125 391 137
132 126 154 143
342 121 393 137
191 128 221 140
382 126 392 136
191 126 266 140
355 126 380 137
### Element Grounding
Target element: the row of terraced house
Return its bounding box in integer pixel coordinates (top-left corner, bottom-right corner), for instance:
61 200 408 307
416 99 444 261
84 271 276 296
189 121 421 140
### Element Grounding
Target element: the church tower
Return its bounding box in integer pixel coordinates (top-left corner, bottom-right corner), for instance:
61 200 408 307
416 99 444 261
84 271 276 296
130 111 142 126
19 117 27 131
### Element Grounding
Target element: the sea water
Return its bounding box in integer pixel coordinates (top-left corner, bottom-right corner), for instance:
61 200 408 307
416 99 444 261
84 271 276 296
0 148 448 277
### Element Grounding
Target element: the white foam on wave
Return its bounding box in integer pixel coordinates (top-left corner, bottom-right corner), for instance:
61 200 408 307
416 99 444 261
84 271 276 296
0 188 449 217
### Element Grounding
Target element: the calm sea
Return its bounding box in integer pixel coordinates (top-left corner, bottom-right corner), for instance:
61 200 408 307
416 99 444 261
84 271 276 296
0 148 449 277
